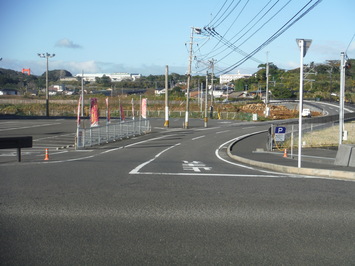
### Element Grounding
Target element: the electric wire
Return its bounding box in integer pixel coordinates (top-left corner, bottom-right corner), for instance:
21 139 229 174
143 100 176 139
209 0 236 28
208 0 249 58
217 0 322 74
206 0 229 27
199 0 279 61
210 0 290 65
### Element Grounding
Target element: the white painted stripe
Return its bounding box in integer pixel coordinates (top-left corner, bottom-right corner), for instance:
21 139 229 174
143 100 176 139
131 171 285 178
192 135 205 140
124 134 175 148
216 130 230 134
0 122 61 132
129 143 181 174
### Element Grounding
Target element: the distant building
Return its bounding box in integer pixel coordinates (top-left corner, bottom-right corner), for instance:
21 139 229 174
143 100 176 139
219 70 252 84
155 88 166 95
0 88 18 95
50 85 65 92
75 72 142 82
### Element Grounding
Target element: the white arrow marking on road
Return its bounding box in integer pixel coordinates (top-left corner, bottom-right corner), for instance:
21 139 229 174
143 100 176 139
182 161 212 172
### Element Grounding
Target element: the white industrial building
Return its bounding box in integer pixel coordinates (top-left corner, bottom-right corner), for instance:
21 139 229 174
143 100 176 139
75 72 142 82
219 71 252 84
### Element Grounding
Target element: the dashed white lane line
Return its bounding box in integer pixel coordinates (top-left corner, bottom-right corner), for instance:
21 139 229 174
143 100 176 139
192 135 205 140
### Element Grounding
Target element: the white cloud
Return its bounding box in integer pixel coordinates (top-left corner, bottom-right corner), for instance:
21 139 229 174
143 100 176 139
0 58 188 76
55 38 82 49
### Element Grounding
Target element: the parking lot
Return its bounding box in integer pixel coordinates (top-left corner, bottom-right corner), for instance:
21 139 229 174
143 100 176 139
0 118 78 163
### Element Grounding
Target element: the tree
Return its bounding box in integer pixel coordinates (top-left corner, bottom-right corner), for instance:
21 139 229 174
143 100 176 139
95 75 112 87
271 87 294 99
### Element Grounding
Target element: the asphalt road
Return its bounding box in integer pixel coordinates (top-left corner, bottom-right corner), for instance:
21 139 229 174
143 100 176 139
0 117 355 265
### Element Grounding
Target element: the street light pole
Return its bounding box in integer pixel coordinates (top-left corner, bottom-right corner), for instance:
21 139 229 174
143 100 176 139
38 52 55 117
164 65 169 127
339 52 346 146
296 39 312 168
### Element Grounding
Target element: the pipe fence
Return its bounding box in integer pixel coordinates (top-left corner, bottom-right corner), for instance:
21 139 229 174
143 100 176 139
268 113 355 152
75 119 151 149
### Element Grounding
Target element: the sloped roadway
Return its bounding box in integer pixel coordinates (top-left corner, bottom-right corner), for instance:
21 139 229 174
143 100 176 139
0 118 354 265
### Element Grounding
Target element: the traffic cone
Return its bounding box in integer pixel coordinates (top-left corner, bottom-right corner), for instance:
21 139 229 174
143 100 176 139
44 148 49 160
283 148 287 158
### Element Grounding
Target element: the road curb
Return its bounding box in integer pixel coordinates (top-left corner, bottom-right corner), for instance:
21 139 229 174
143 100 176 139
227 131 355 181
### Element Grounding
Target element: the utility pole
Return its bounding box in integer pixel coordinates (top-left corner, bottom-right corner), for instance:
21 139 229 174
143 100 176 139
38 52 55 117
209 59 215 105
185 27 194 129
339 52 346 145
209 59 216 118
204 71 209 128
81 70 84 116
185 27 201 129
164 65 169 127
265 52 270 117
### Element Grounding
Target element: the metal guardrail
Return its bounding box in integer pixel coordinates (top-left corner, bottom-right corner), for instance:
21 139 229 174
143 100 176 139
268 113 355 151
75 119 151 149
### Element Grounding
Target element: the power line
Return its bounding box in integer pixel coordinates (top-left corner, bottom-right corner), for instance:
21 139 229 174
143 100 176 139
209 0 289 62
217 0 322 74
199 0 279 62
214 0 242 28
345 33 355 54
207 0 229 27
209 0 236 28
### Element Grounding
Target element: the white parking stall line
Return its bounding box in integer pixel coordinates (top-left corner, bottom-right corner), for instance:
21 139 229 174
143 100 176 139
0 122 61 132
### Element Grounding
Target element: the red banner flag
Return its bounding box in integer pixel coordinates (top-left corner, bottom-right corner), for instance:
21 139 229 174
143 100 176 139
141 98 147 119
120 103 125 121
105 97 110 124
90 98 99 127
77 95 81 127
131 98 135 120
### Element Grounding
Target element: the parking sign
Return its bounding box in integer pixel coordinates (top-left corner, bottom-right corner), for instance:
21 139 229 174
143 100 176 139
275 127 286 134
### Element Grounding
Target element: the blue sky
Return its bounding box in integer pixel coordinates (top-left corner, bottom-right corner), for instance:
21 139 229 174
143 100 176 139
0 0 354 76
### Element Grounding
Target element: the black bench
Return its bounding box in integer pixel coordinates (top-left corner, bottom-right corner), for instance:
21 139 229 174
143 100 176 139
0 136 33 162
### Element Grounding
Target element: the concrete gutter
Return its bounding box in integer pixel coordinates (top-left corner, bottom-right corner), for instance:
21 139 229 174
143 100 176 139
227 131 355 181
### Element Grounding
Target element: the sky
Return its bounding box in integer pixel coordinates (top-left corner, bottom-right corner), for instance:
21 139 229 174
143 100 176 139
0 0 354 77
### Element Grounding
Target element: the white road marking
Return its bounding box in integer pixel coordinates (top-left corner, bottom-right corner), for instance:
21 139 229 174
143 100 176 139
0 122 61 132
130 143 181 174
192 135 205 140
216 130 230 134
214 131 288 175
132 171 288 178
182 161 211 172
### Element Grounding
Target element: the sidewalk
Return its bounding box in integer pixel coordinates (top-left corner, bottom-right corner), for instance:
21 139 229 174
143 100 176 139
228 131 355 180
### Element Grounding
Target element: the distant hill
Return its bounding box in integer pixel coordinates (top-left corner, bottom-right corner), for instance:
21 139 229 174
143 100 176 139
0 68 73 90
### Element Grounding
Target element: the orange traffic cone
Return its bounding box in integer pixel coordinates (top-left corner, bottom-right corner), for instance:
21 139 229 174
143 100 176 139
44 148 49 160
283 148 287 158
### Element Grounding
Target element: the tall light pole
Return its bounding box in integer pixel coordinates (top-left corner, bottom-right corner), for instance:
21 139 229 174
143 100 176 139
81 70 84 116
164 65 169 127
38 52 55 116
296 39 312 168
339 52 347 145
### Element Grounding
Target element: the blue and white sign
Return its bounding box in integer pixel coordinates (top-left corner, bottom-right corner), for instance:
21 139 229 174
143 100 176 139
274 126 286 141
275 126 286 134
